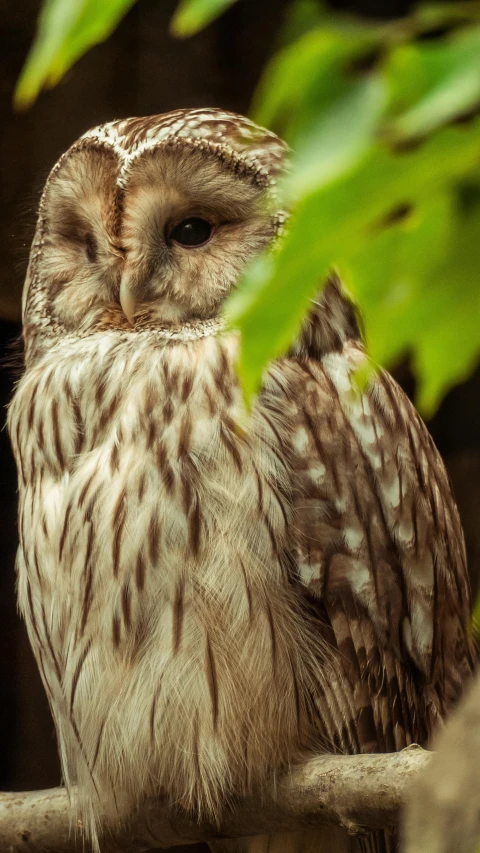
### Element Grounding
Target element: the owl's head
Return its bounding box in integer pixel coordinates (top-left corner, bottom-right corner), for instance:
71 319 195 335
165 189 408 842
24 109 287 347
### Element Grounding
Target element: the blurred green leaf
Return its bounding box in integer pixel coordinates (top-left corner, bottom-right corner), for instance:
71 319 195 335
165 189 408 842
226 117 480 404
413 193 480 414
348 183 480 413
346 192 455 369
412 1 480 30
473 580 480 639
385 26 480 141
14 0 137 109
228 2 480 410
252 24 380 140
284 74 386 201
170 0 239 37
276 0 326 47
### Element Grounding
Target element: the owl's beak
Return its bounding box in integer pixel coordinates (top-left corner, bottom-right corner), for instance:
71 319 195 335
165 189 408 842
119 276 136 326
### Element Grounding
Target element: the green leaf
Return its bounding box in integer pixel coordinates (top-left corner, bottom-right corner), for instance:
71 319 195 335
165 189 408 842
170 0 239 37
283 74 387 201
276 0 327 48
226 118 480 403
347 192 455 370
385 26 480 142
252 24 381 139
413 195 480 415
413 2 480 31
472 582 480 638
14 0 137 109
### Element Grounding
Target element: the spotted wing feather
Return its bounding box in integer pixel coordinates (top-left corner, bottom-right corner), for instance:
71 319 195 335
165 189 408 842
277 343 474 755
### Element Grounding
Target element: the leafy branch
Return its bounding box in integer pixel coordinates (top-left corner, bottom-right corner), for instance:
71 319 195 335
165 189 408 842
14 0 240 109
226 7 480 410
13 0 480 414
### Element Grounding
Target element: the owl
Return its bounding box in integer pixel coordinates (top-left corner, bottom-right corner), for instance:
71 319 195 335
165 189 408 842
8 108 475 853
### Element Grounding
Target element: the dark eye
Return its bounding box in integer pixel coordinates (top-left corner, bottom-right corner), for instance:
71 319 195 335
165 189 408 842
170 218 213 247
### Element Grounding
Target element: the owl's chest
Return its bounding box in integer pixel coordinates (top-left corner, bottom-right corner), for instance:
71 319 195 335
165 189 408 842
14 335 293 637
11 337 323 811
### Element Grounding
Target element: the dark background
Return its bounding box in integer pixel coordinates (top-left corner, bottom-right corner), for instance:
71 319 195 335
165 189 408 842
2 1 480 849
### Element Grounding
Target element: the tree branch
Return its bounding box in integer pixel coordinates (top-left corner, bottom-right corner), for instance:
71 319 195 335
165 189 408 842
0 747 430 852
404 673 480 853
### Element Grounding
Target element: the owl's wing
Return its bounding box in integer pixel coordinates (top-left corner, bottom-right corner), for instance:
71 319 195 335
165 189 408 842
274 342 474 755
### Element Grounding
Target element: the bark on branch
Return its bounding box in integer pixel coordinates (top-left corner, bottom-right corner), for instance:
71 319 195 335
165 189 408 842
404 673 480 853
0 746 430 852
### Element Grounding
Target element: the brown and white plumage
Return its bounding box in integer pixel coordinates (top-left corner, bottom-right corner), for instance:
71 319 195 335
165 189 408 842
8 109 474 853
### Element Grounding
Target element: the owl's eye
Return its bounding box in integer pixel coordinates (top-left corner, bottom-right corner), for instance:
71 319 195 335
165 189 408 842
169 218 213 248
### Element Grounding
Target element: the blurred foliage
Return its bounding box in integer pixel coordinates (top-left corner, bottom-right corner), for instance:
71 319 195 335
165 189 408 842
170 0 239 37
227 2 480 412
14 0 238 106
13 0 480 414
472 596 480 642
14 0 137 109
